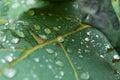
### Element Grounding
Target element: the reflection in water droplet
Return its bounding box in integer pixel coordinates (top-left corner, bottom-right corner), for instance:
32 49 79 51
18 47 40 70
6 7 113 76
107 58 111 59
81 72 90 80
3 68 16 78
57 36 64 42
46 48 54 54
55 60 64 67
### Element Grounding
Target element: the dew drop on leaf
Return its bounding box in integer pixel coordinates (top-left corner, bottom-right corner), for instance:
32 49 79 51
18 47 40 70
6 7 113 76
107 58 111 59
55 60 64 67
11 38 19 44
34 25 40 31
85 37 89 41
33 57 40 63
12 2 20 9
28 10 35 16
80 72 90 80
5 55 13 62
60 71 64 76
3 68 17 78
57 36 64 42
113 54 120 60
44 28 51 34
46 48 54 54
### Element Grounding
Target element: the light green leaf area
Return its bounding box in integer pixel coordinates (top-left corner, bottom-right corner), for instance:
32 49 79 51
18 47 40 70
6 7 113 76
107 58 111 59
0 1 120 80
111 0 120 22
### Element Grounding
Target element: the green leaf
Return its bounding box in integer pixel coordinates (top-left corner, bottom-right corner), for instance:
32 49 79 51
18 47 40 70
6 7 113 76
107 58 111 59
0 1 120 80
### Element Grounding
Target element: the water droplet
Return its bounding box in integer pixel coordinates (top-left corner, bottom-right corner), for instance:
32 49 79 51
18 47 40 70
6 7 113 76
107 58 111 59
87 32 91 35
33 58 39 62
57 36 64 42
26 0 35 5
28 10 35 16
85 37 89 41
3 68 16 78
34 25 40 30
5 55 13 62
39 34 48 39
46 48 54 54
55 60 64 67
100 55 104 58
11 38 19 43
16 31 25 38
48 64 52 69
12 2 20 9
53 27 59 31
0 59 6 63
44 28 51 34
96 35 99 37
2 36 6 42
60 71 64 76
113 54 120 60
80 72 90 80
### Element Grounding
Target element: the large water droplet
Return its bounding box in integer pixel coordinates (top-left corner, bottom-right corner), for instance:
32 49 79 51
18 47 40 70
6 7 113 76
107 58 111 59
3 68 16 78
80 72 90 80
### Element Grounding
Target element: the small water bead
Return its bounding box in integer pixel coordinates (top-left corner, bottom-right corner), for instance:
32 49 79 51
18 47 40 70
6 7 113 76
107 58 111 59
85 37 90 41
87 31 91 35
11 38 19 43
96 35 99 38
53 27 59 31
46 48 54 54
16 31 25 38
34 25 40 31
113 54 120 60
57 36 64 42
3 68 17 78
100 55 104 58
28 10 35 16
60 71 64 76
44 28 51 34
33 58 39 63
2 36 6 42
0 59 6 63
39 34 48 39
5 55 14 62
73 3 78 9
55 60 64 67
48 64 52 69
80 72 90 80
